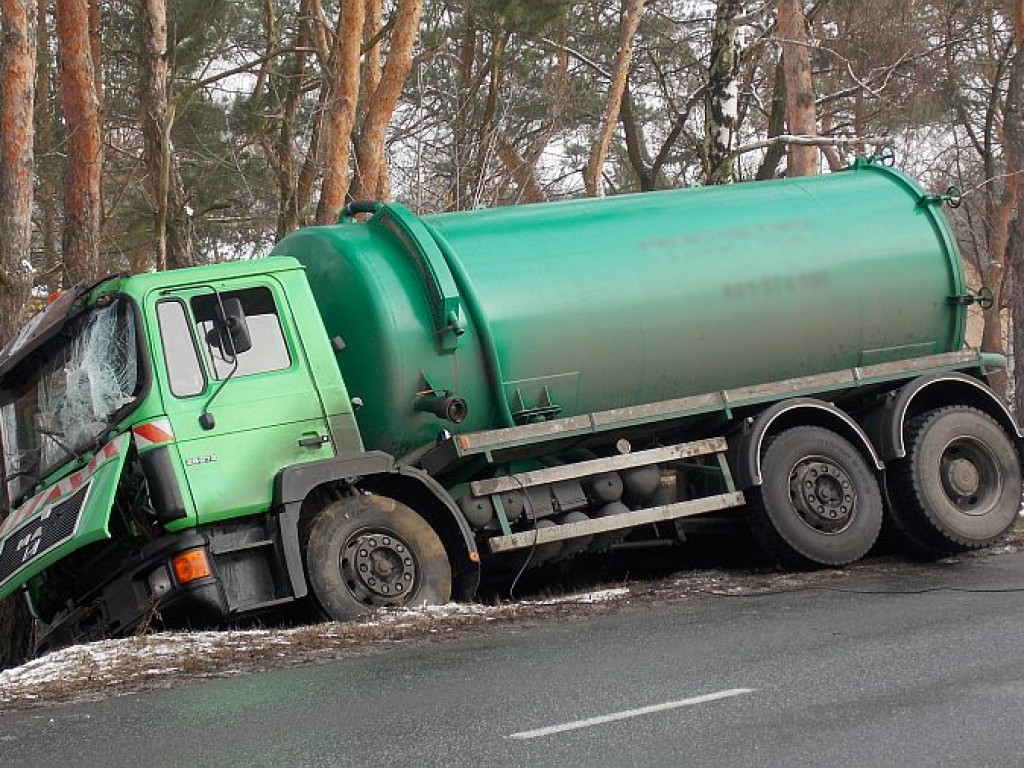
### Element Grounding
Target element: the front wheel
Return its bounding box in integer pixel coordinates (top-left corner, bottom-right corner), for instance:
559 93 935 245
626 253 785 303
887 406 1021 557
748 426 883 568
304 494 452 622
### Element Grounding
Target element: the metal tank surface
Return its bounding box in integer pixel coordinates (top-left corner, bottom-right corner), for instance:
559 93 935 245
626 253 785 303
271 160 967 457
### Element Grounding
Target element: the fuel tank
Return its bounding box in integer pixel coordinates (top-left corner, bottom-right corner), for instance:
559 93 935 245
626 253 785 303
271 160 967 457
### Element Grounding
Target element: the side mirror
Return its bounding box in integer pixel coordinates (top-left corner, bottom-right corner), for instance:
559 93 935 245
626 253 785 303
206 297 252 356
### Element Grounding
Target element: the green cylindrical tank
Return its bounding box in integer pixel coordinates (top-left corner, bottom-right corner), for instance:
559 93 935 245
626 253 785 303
271 161 967 457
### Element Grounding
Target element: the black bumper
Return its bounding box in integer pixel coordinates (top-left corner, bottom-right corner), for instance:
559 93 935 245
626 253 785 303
37 515 298 654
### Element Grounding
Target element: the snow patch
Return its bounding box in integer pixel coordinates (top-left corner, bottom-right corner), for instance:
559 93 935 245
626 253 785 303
0 586 634 706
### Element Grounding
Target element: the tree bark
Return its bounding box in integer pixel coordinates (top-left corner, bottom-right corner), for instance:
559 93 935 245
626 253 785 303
704 0 744 185
350 0 423 202
34 0 59 290
583 0 645 197
56 0 102 283
0 0 37 671
621 84 654 191
467 28 507 207
165 158 195 269
362 0 383 100
139 0 169 271
777 0 818 176
755 57 787 180
981 6 1023 397
88 0 102 106
275 8 308 238
316 0 366 223
1005 4 1024 412
138 0 194 271
0 0 36 336
495 132 545 203
453 3 477 210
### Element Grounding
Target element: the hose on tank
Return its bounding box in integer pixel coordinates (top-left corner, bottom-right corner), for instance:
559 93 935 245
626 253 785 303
421 221 516 428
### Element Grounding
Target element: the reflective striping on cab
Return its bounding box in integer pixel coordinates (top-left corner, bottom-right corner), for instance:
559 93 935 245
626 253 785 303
0 434 127 537
132 418 175 451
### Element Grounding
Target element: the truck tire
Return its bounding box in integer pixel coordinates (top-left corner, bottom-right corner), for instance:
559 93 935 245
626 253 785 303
304 494 452 621
748 426 883 568
887 406 1021 557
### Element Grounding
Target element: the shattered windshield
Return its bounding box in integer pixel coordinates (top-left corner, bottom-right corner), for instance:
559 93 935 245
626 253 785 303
0 299 140 505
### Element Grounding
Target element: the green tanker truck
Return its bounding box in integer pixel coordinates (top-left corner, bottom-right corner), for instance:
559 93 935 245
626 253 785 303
1 155 1020 650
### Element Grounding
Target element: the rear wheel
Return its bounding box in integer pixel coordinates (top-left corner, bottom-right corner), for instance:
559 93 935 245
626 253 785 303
887 407 1021 557
304 494 452 621
748 426 883 568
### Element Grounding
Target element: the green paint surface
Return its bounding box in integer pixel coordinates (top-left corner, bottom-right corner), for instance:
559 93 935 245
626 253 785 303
272 163 965 457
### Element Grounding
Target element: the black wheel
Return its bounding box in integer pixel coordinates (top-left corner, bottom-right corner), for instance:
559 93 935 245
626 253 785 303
748 426 883 568
888 406 1021 557
304 494 452 621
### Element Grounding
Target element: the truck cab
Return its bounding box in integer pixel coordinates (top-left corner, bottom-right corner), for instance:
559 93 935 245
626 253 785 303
0 259 364 648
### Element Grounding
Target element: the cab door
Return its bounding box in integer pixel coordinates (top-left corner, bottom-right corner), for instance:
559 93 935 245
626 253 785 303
149 278 335 523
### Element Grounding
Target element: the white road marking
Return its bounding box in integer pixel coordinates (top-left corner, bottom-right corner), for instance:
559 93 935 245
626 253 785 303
507 688 755 740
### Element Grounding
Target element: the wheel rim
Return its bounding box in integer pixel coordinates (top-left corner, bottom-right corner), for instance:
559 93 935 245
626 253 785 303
787 455 857 534
937 437 1002 516
340 528 419 607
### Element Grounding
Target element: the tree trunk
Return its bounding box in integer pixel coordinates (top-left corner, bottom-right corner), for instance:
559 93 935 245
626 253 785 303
293 0 331 225
0 0 36 336
0 0 37 671
34 0 59 290
275 12 308 239
138 0 194 271
316 0 366 223
453 3 476 210
583 0 645 197
56 0 102 283
350 0 423 202
165 161 195 269
621 84 654 191
755 57 787 180
362 0 383 99
88 0 102 106
777 0 818 176
704 0 744 185
139 0 169 271
467 28 507 207
1005 4 1024 412
495 132 545 203
982 5 1024 398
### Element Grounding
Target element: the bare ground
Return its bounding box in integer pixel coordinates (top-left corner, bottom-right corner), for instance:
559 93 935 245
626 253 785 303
2 524 1023 713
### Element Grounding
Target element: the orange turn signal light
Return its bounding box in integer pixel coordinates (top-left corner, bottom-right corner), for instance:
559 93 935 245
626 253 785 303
47 290 64 305
171 547 212 584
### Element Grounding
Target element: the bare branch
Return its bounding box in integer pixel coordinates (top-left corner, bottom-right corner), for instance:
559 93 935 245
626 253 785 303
732 134 891 157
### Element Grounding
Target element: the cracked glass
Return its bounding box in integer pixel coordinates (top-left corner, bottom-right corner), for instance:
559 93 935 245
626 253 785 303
0 300 140 505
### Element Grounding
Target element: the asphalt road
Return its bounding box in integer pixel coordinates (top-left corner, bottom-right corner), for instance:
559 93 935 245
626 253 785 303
4 553 1024 767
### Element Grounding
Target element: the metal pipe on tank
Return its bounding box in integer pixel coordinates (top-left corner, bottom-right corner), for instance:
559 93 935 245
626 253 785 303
423 221 516 428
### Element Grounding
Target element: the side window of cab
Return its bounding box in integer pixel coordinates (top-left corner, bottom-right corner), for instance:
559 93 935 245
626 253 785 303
155 286 292 398
190 287 291 380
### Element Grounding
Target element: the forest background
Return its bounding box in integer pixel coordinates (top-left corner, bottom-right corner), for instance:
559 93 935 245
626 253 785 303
0 0 1021 662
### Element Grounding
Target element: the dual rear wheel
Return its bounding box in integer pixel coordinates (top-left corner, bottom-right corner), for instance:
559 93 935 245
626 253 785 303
749 408 1020 568
888 406 1021 557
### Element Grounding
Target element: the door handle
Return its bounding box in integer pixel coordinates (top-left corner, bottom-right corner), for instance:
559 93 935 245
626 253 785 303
298 434 331 448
